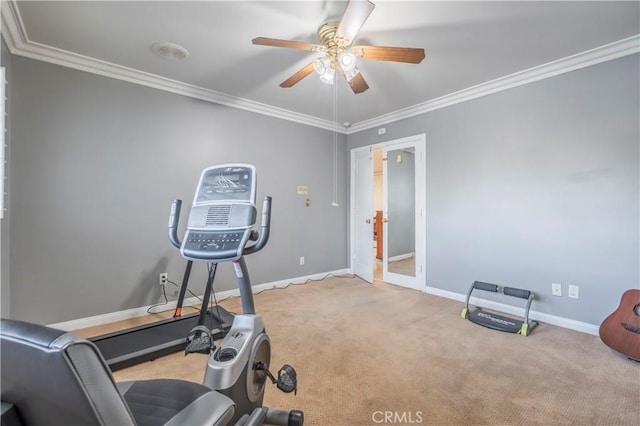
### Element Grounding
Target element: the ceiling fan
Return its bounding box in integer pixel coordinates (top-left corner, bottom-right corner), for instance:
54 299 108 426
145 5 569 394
252 0 425 94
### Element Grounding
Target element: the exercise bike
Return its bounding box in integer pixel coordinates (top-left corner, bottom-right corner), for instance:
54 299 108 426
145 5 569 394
168 164 303 426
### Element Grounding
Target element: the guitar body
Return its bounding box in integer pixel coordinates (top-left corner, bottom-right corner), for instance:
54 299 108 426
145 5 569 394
599 289 640 361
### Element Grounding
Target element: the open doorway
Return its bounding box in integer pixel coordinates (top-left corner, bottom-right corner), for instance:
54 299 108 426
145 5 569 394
373 148 383 281
350 134 426 291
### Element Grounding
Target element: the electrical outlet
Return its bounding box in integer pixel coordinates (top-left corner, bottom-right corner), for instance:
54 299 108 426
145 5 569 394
568 285 579 299
299 256 305 266
552 283 562 297
159 273 168 286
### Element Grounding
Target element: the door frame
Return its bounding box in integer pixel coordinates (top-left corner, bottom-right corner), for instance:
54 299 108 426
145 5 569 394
349 133 426 290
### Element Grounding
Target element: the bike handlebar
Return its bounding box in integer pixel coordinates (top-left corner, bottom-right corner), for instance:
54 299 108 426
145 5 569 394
168 199 183 249
244 196 271 255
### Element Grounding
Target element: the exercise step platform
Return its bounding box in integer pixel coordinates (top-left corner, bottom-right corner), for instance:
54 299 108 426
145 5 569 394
461 281 538 336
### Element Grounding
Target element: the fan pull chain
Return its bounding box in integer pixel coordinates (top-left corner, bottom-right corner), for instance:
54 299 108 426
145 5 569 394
332 81 339 206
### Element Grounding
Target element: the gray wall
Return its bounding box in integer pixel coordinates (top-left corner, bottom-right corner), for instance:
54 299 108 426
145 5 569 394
387 149 415 258
348 54 639 325
8 55 348 324
5 46 638 327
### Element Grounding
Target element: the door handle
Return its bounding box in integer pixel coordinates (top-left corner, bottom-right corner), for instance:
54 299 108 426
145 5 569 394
365 219 371 224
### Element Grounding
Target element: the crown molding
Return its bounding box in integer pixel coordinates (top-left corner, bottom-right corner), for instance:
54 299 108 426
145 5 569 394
0 0 344 134
2 0 638 135
347 34 640 134
1 0 26 50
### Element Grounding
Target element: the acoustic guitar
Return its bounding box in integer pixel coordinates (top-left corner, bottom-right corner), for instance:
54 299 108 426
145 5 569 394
599 289 640 361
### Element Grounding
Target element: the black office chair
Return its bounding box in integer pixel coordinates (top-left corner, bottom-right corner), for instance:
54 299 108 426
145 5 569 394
0 318 235 426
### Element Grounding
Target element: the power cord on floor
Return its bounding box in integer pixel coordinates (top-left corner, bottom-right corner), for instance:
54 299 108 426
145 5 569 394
252 272 356 296
146 271 355 315
146 284 170 314
147 263 238 315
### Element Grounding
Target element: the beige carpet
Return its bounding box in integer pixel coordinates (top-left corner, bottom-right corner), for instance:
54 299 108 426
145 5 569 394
79 276 639 426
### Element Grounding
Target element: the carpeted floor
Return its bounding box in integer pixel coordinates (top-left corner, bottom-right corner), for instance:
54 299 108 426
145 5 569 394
79 276 639 426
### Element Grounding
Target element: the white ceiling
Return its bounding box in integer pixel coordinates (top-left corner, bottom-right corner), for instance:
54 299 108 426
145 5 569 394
3 1 640 131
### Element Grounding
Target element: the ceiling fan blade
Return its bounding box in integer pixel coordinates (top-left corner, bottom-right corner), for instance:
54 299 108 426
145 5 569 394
352 45 426 64
348 72 369 94
252 37 324 52
336 0 375 45
280 62 316 88
340 66 369 94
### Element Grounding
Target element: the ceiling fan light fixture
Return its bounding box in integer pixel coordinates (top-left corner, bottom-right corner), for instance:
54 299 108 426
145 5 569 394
313 57 331 75
338 52 357 72
319 67 336 85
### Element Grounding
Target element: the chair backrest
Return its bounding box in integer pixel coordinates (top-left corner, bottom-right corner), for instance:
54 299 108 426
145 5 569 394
1 318 136 425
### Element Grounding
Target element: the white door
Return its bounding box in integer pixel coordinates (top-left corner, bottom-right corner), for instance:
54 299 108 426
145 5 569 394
351 146 374 283
382 135 426 291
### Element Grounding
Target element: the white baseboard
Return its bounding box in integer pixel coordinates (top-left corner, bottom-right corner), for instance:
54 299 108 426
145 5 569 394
48 268 353 331
51 271 597 337
424 286 600 336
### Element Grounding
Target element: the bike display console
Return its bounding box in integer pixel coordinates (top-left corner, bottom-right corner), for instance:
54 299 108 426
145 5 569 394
180 164 257 262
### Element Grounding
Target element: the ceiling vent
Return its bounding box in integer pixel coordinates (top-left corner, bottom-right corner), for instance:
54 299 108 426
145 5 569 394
151 42 190 60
